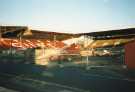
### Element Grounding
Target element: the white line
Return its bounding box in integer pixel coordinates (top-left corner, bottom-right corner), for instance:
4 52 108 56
0 72 90 92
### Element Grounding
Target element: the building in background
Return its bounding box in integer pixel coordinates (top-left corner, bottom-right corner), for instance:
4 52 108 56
0 26 135 69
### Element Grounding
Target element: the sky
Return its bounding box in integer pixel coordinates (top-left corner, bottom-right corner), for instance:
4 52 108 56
0 0 135 33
